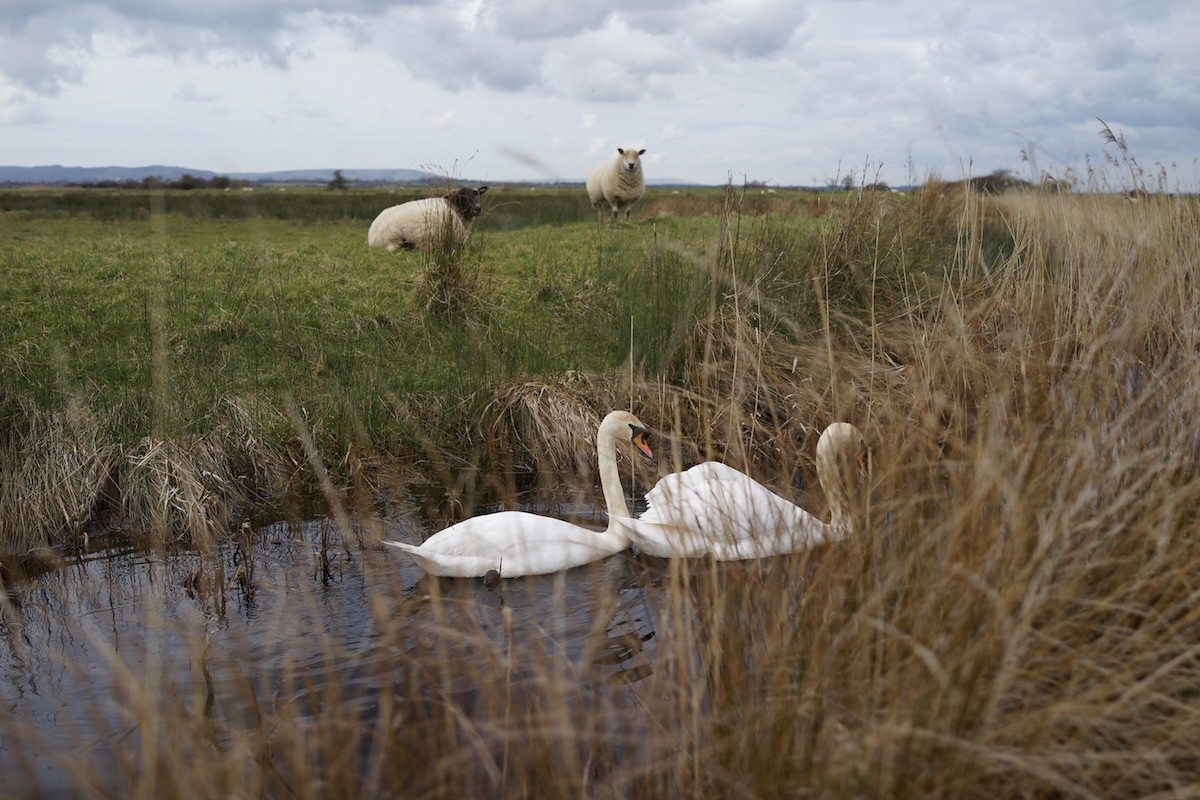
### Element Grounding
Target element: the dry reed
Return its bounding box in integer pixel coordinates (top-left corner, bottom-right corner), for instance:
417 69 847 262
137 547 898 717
0 400 113 555
4 187 1200 798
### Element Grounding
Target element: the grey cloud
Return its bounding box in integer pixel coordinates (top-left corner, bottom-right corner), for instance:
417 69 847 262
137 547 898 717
3 0 1197 182
486 2 612 40
0 0 428 95
687 0 809 59
905 2 1200 141
1 0 817 104
538 20 689 101
772 0 1198 184
373 0 807 101
0 12 98 95
381 5 544 93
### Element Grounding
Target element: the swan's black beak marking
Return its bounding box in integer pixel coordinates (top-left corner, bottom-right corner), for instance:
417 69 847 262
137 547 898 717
629 424 654 461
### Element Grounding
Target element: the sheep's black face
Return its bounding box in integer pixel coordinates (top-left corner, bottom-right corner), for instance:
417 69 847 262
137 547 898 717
447 186 488 221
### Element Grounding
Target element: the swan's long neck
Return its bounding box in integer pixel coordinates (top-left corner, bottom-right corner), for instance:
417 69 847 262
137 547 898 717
816 444 855 541
597 427 630 534
826 493 853 541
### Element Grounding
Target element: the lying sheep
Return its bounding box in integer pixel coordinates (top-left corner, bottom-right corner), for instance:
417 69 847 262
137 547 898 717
586 148 646 222
367 186 488 252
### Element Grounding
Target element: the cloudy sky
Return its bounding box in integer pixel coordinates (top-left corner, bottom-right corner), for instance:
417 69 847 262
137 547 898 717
0 0 1196 187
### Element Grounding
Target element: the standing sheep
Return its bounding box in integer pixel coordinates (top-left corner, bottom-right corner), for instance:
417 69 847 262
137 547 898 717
586 148 646 222
367 186 488 252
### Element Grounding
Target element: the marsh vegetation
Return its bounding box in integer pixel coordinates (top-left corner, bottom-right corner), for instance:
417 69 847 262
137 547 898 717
1 179 1198 797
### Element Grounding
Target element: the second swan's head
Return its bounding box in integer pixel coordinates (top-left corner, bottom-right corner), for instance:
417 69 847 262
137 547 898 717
599 410 655 462
817 422 869 487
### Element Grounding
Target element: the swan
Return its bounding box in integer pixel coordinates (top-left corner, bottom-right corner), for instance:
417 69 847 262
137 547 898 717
383 410 654 578
613 422 867 560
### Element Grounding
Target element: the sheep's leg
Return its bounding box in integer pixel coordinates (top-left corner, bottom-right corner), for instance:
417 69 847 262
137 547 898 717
610 203 619 223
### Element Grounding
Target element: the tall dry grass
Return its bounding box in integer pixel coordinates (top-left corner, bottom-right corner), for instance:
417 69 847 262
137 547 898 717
0 396 291 558
0 399 113 554
4 188 1200 797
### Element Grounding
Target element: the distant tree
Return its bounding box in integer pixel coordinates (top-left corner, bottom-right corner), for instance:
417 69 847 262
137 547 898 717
969 169 1030 194
327 170 349 191
210 175 232 190
840 174 856 191
174 174 203 190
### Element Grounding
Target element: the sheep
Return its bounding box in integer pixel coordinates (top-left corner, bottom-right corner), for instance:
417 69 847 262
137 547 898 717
586 147 646 222
367 186 488 252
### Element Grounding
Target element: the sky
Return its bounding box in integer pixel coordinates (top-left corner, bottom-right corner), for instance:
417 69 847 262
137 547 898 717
0 0 1197 188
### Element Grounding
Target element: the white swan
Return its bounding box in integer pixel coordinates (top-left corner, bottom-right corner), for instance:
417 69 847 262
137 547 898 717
383 410 654 578
613 422 867 560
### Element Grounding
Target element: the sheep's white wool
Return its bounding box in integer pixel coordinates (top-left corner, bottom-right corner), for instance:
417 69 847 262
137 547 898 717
367 187 487 252
586 147 646 222
368 199 465 252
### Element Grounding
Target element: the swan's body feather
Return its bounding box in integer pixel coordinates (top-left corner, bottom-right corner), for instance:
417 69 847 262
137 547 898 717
614 461 830 560
383 511 625 578
383 410 652 579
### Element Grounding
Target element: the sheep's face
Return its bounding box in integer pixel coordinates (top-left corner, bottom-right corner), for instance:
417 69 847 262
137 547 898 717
616 148 645 174
447 186 488 220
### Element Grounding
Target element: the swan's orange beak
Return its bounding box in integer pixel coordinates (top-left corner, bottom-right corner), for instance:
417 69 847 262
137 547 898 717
633 432 654 461
857 450 869 477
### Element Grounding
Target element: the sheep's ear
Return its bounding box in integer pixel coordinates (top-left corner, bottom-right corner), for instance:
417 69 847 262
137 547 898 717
638 149 646 155
617 148 625 155
476 186 488 195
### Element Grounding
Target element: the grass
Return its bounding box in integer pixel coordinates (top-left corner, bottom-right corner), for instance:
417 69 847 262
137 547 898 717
2 178 1200 796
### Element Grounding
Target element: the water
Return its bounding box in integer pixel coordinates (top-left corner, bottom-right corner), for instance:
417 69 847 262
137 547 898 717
0 499 664 795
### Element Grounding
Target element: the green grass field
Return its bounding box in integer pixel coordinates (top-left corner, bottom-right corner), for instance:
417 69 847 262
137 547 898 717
0 190 732 429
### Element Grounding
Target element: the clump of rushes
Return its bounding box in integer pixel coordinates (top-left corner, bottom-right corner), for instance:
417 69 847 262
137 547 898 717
0 400 113 554
417 201 487 321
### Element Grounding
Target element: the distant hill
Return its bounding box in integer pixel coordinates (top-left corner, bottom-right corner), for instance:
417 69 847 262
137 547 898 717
0 165 714 188
0 165 444 185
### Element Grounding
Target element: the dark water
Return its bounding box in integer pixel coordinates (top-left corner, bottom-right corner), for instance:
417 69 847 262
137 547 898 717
0 499 665 796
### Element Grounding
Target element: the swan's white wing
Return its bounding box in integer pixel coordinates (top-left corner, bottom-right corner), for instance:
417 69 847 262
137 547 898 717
386 511 626 577
627 462 829 560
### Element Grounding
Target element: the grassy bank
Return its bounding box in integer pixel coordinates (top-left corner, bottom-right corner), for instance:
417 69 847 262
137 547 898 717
2 183 1199 797
0 186 834 554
